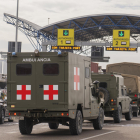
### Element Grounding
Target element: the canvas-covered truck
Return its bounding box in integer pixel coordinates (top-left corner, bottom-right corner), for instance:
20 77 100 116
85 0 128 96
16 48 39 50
7 51 105 135
106 62 140 117
91 73 133 123
106 62 140 76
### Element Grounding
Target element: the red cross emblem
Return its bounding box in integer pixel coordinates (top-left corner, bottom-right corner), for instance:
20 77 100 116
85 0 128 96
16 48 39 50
17 85 31 100
74 67 80 90
43 85 58 100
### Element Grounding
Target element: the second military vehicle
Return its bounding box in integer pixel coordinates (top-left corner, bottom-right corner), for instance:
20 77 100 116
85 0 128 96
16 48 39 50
7 51 105 135
91 73 133 123
106 62 140 116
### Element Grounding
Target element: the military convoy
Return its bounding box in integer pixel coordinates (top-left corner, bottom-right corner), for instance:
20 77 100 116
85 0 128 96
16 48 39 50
106 62 140 117
7 51 105 135
91 73 132 123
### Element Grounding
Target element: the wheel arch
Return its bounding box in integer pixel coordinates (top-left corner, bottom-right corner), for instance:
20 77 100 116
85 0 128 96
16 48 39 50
77 104 83 117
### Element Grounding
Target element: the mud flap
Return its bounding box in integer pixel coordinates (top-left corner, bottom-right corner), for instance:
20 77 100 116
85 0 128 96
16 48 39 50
132 106 138 112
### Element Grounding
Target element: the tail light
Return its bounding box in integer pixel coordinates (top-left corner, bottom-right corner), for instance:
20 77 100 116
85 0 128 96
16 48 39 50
61 113 69 116
61 113 64 116
111 99 117 105
133 102 136 104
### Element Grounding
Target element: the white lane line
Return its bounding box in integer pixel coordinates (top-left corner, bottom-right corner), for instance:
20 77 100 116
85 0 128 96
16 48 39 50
41 127 49 128
80 131 116 140
6 132 17 134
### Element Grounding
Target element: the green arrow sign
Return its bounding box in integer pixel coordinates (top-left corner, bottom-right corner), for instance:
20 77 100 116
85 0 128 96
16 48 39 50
63 30 69 36
119 31 124 37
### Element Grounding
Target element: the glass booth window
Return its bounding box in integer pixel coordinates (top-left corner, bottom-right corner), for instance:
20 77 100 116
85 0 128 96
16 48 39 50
16 64 32 75
43 63 59 75
85 67 90 78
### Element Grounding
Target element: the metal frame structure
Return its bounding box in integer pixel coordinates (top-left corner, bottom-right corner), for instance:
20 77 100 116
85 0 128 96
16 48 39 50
3 13 140 55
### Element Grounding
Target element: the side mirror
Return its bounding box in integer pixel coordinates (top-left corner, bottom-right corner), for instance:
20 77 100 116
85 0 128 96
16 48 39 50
93 80 100 85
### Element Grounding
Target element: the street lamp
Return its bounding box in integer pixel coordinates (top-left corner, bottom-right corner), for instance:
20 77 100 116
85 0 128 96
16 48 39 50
15 0 19 52
48 18 50 25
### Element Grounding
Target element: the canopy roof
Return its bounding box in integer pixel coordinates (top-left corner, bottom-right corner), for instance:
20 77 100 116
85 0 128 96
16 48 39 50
4 13 140 51
39 14 140 41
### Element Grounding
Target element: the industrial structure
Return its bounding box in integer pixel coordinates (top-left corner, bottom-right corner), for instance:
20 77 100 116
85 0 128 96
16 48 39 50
3 13 140 55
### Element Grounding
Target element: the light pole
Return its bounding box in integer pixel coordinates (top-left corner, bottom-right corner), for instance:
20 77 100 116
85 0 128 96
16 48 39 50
15 0 19 52
48 18 50 25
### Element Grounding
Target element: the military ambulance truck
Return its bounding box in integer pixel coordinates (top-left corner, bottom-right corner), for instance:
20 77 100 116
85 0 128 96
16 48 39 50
7 51 104 135
106 62 140 117
91 73 132 123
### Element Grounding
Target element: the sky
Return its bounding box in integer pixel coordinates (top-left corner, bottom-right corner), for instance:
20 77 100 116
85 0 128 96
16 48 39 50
0 0 140 68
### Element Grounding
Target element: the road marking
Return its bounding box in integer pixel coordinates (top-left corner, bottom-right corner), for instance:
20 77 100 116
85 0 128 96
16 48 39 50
6 131 17 134
80 131 116 140
41 127 49 128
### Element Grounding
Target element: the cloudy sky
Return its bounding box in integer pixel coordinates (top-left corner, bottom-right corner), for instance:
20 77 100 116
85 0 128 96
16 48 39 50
0 0 140 68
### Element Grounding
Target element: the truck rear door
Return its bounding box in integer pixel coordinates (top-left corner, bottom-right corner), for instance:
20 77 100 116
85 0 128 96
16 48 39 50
8 55 36 109
8 53 67 110
35 53 66 109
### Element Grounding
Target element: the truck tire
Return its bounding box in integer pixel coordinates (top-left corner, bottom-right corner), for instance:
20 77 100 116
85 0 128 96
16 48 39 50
93 107 104 130
0 110 4 124
19 118 33 135
125 104 133 120
69 110 82 135
113 105 122 123
49 123 59 129
98 87 109 104
133 111 138 117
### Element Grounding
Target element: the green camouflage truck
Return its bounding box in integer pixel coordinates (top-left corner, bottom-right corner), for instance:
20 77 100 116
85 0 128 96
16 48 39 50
91 73 132 123
7 51 104 135
106 62 140 117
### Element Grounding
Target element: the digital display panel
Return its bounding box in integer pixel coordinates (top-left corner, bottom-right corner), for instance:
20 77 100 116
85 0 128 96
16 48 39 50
106 47 137 51
51 46 81 50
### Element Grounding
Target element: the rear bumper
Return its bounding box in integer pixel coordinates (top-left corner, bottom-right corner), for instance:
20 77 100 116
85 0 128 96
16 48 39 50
9 111 69 118
104 106 117 112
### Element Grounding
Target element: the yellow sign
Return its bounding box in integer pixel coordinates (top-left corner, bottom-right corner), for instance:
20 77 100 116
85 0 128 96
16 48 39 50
51 46 81 50
113 30 130 47
106 47 137 51
57 29 74 46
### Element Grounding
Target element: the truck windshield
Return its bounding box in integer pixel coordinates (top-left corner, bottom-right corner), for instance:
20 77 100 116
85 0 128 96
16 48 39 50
0 82 6 89
43 63 59 75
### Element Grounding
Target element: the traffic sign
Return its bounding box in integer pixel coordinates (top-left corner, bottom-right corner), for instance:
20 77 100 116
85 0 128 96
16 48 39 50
113 30 130 47
51 46 81 50
106 47 137 51
57 29 74 46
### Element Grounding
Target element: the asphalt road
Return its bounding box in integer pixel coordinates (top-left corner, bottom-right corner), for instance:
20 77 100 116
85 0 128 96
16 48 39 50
0 116 140 140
